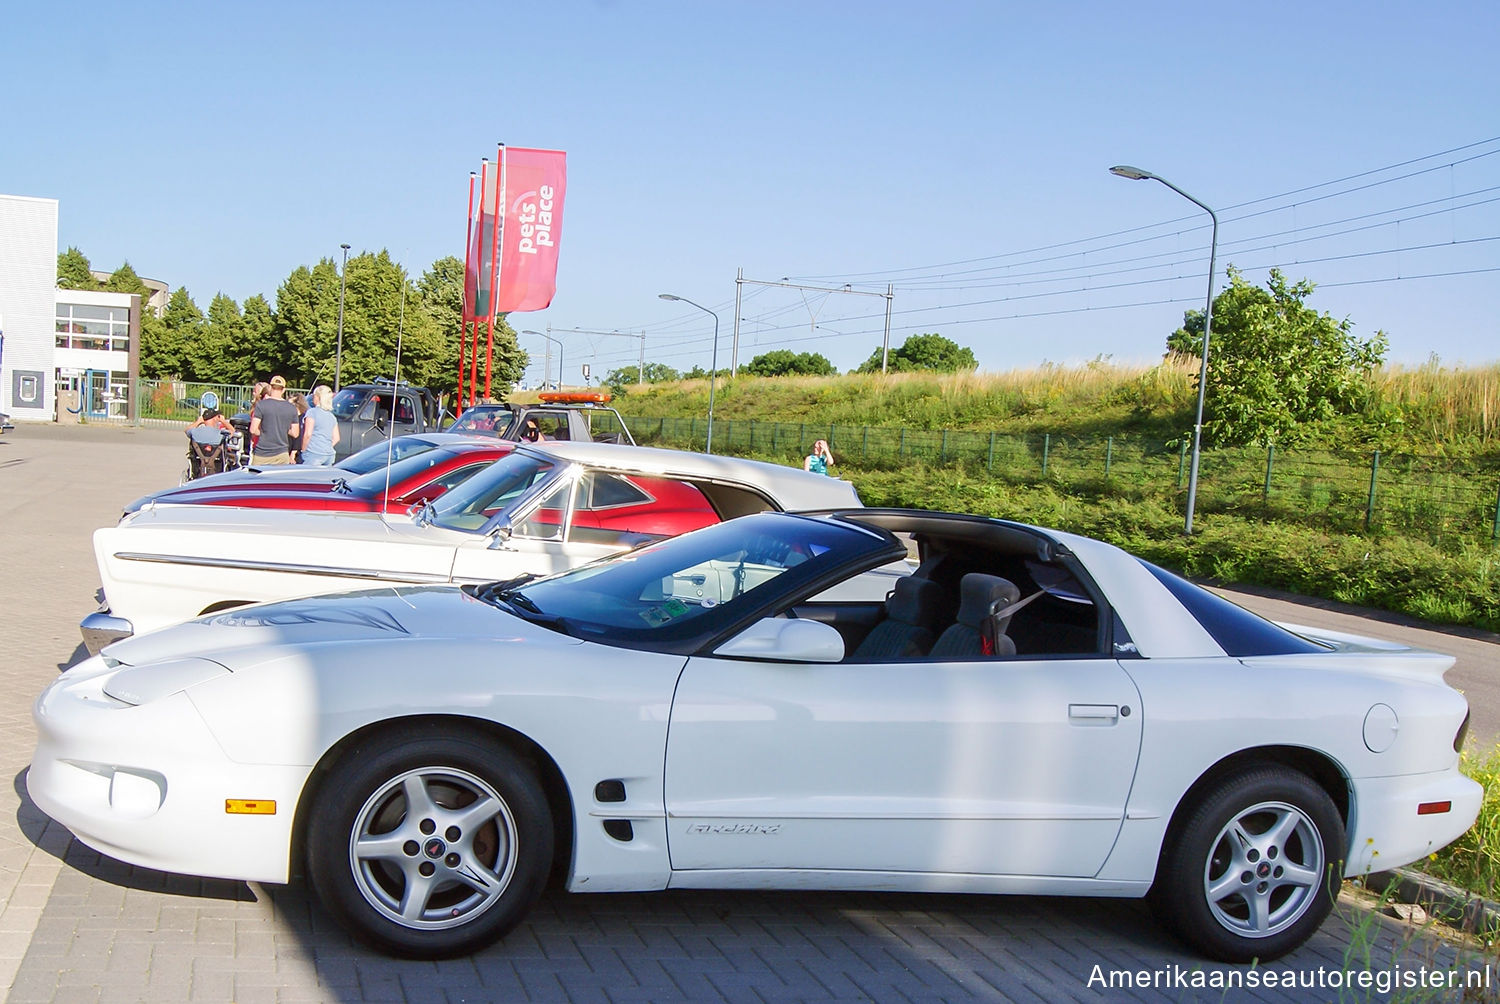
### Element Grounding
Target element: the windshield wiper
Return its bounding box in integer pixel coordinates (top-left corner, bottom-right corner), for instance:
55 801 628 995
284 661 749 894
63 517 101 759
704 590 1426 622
474 573 537 608
475 575 573 636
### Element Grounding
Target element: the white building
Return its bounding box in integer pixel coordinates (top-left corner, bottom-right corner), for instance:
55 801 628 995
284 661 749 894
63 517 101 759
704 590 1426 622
1 193 141 422
0 195 59 421
54 288 140 420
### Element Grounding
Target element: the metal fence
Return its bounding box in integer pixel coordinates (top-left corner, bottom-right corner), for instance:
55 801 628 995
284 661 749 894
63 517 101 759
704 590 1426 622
89 382 1500 543
106 379 309 426
622 414 1500 544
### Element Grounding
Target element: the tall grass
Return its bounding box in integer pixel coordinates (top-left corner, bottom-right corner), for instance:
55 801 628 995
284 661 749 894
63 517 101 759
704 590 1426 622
528 358 1500 450
1366 362 1500 449
1422 746 1500 898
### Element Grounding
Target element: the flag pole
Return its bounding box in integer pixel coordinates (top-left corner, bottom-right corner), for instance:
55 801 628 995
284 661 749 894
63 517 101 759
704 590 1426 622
459 169 477 412
484 143 505 400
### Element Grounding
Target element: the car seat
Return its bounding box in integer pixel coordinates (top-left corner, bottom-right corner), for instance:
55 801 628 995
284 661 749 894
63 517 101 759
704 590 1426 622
849 576 947 660
928 573 1021 658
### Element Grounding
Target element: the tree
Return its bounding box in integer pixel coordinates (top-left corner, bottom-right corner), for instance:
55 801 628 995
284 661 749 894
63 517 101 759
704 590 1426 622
240 294 280 381
140 287 200 378
855 333 977 373
137 311 174 378
418 255 528 397
270 258 342 386
104 261 151 302
604 361 680 391
1166 266 1387 446
57 247 99 290
188 293 248 384
744 350 836 377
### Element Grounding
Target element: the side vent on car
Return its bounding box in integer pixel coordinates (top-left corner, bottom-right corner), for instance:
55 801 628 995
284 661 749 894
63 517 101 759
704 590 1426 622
603 819 634 841
594 779 627 803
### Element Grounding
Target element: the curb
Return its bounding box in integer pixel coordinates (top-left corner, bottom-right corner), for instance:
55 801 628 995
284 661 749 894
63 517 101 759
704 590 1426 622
1365 868 1500 933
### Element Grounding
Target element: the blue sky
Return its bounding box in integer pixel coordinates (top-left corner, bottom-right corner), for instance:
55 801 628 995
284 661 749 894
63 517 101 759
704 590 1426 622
4 1 1496 384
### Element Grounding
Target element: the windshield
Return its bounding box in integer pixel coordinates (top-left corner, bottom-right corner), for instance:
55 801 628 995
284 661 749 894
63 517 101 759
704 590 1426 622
330 388 369 420
428 451 556 532
448 406 514 434
338 436 441 475
343 448 481 498
483 512 889 647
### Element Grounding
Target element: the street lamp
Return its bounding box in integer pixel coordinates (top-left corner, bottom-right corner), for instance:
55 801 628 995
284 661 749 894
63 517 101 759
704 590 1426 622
334 243 351 391
521 329 562 390
659 293 720 453
1110 165 1219 535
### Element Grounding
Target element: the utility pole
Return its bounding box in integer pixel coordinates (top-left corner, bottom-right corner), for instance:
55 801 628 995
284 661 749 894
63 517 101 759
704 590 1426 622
732 276 894 372
557 328 647 385
731 268 744 377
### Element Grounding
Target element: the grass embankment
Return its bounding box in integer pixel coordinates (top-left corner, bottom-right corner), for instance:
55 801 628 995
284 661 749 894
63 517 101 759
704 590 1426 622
524 360 1500 631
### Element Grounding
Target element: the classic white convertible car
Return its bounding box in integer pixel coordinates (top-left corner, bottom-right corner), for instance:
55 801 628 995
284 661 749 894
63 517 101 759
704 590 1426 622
33 509 1477 963
81 442 861 653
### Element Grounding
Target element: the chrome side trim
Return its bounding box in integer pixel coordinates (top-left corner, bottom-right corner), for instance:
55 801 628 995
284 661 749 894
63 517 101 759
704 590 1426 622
112 552 453 584
80 611 134 657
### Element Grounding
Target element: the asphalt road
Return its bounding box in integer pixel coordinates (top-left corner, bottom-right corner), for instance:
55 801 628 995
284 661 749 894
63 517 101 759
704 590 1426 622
1 421 1495 1002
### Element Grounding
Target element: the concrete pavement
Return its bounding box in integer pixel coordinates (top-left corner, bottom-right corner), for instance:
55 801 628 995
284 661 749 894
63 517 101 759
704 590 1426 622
0 423 1493 1002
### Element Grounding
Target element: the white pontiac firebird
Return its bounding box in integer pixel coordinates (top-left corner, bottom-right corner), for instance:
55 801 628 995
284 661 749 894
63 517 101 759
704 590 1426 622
32 509 1478 963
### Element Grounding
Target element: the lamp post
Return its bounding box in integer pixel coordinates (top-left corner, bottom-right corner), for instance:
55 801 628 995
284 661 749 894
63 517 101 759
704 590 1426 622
521 329 562 390
334 243 351 391
659 293 720 453
1110 165 1219 535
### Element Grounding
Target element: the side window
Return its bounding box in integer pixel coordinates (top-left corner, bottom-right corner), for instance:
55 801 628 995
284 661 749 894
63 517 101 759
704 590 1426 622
513 479 572 540
354 394 377 421
581 473 652 511
534 413 570 441
394 396 417 425
431 462 491 491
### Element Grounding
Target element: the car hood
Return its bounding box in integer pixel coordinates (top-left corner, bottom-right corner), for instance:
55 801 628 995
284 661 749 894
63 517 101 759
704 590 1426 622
124 469 347 513
101 585 582 669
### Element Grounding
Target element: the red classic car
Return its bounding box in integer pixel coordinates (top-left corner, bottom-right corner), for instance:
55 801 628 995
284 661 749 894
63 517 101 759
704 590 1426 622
126 440 516 516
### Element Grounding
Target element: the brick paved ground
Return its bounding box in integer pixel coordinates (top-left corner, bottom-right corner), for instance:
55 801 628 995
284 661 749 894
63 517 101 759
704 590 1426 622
0 423 1492 1002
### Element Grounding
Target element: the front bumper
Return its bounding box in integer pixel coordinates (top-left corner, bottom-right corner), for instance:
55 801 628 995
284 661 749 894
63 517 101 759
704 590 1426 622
1345 769 1483 876
29 659 308 884
80 609 133 657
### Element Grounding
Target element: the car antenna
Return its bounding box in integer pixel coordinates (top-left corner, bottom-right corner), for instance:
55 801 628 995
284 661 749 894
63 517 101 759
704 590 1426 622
381 274 407 523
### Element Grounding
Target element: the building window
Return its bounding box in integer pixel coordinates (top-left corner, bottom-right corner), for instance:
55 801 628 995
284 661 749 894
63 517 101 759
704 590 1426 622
54 302 131 352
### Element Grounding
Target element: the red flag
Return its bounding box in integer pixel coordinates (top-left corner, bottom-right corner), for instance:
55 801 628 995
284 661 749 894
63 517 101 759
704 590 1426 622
495 147 566 312
463 159 501 321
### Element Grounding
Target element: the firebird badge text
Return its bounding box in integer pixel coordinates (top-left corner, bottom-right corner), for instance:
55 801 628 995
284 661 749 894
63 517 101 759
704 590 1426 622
686 823 782 835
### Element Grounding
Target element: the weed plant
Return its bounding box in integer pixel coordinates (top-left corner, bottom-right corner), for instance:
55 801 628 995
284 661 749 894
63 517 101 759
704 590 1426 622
1423 747 1500 900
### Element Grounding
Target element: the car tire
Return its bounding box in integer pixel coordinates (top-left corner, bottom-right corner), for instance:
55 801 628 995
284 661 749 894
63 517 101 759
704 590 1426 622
306 726 553 958
1149 766 1344 963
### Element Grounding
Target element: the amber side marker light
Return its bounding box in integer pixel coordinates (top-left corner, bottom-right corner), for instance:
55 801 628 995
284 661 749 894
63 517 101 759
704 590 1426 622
226 799 277 815
1417 801 1452 816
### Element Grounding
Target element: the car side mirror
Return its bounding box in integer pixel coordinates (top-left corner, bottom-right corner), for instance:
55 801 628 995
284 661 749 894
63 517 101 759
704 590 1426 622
714 617 844 663
486 518 514 549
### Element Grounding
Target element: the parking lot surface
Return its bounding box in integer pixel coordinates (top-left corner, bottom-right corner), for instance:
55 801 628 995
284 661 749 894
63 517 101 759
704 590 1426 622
0 424 1491 1002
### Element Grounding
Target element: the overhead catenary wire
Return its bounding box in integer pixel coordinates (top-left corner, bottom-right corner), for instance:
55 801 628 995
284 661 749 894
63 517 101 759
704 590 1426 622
555 137 1499 374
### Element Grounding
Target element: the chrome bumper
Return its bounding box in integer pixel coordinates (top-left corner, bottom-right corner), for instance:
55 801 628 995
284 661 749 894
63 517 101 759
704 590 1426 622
80 610 134 657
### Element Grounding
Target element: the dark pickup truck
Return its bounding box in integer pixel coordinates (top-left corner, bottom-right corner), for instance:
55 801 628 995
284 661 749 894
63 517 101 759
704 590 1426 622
328 381 634 460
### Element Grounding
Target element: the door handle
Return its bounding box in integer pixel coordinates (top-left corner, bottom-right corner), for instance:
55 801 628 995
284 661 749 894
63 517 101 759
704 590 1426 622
1069 703 1120 724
